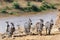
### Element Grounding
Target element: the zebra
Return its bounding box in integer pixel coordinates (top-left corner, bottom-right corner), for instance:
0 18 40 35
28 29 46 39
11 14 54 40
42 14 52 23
5 21 12 37
45 19 54 35
10 22 15 37
24 18 32 35
2 21 10 39
6 21 10 33
36 19 44 35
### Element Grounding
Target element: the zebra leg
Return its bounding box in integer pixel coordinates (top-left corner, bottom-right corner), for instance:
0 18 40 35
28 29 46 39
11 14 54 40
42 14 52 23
39 30 42 36
36 28 38 34
25 28 28 35
46 28 47 35
48 29 51 35
8 32 12 37
29 26 31 34
37 29 39 33
40 31 42 36
27 27 31 35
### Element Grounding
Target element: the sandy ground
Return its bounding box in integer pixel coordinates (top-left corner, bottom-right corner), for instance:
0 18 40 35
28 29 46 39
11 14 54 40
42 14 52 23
0 26 60 40
0 29 59 40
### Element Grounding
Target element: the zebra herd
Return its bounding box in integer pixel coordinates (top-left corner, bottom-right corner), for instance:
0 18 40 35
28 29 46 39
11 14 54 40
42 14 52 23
5 18 54 38
24 18 54 35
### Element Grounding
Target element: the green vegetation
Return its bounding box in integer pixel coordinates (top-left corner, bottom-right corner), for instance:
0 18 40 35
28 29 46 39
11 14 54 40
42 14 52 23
0 1 57 14
22 1 56 12
27 1 31 6
42 2 56 9
13 2 20 9
5 6 12 10
23 7 31 12
4 0 14 2
13 2 24 11
0 8 7 13
49 4 57 9
8 12 14 15
37 0 44 2
26 0 44 2
31 5 40 12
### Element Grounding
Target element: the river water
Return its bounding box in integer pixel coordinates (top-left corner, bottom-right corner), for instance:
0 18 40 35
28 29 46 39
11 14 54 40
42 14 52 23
0 11 58 33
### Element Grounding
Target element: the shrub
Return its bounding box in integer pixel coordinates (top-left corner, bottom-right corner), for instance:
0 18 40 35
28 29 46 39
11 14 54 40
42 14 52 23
13 2 24 11
40 6 47 11
31 5 40 12
5 6 12 10
24 7 32 12
13 2 20 9
1 9 7 13
4 0 14 2
26 0 44 2
42 2 51 9
9 12 14 15
27 1 31 6
43 4 51 9
37 0 44 2
9 12 17 15
42 1 56 9
50 4 57 9
20 8 25 11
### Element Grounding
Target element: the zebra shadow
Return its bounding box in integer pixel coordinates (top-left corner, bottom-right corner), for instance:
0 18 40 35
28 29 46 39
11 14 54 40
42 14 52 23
44 32 60 36
14 34 27 37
